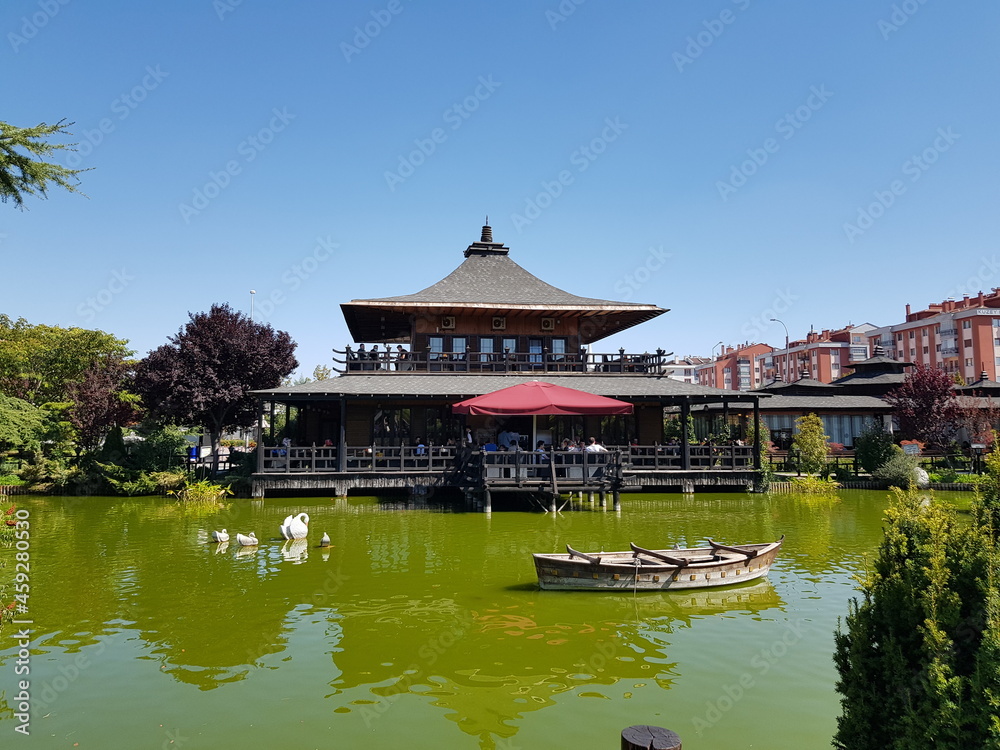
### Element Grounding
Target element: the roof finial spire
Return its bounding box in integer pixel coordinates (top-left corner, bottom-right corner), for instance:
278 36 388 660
481 218 492 243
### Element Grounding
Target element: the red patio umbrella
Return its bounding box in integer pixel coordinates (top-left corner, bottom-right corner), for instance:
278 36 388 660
451 381 634 416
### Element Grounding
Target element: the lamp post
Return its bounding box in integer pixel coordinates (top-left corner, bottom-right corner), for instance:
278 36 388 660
711 341 723 389
250 290 256 321
770 319 788 382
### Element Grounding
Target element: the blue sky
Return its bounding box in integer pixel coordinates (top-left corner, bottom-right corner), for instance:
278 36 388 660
3 1 998 375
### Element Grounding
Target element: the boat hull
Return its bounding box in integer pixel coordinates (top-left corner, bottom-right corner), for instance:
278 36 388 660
532 540 782 591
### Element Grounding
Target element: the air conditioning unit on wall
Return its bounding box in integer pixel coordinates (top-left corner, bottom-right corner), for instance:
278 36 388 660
441 316 456 330
491 317 506 331
540 318 556 331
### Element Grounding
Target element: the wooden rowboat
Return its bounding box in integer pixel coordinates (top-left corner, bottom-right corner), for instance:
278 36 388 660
532 536 784 591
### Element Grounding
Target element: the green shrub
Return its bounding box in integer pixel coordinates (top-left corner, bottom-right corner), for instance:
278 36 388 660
790 475 840 494
854 420 897 474
0 474 24 486
834 486 1000 748
791 414 829 475
872 449 919 489
831 465 853 482
150 470 188 493
169 480 231 503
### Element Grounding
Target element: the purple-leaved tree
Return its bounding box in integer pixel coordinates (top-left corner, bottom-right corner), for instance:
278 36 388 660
135 304 298 470
884 364 959 450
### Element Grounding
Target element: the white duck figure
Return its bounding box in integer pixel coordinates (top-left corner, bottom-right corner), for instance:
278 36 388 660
319 532 331 547
211 529 230 543
280 512 310 540
236 531 258 546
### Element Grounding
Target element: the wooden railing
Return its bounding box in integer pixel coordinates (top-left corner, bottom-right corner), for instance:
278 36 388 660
478 449 622 487
256 444 761 474
621 444 756 470
332 347 672 375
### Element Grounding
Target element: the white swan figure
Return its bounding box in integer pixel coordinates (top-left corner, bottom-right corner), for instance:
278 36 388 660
280 512 309 540
211 529 230 543
319 532 331 547
236 532 258 546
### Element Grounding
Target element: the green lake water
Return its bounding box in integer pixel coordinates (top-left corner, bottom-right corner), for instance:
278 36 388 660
0 489 972 749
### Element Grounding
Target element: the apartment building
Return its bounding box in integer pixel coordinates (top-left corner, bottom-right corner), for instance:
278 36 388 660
694 343 773 391
865 291 1000 382
756 324 876 384
661 356 711 384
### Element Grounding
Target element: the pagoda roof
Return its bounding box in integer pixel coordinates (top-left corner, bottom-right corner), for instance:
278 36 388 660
757 377 840 394
958 372 1000 393
341 224 667 343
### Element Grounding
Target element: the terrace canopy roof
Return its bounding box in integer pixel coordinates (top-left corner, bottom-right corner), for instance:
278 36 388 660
340 224 667 344
451 381 634 416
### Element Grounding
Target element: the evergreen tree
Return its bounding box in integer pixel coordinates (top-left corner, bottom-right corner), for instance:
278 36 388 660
0 120 87 207
791 413 828 475
833 485 1000 749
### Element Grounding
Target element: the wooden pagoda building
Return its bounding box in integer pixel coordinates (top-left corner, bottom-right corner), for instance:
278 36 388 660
251 223 766 502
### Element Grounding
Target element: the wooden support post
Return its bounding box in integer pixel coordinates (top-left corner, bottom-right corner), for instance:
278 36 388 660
549 493 557 513
256 404 264 474
613 490 621 512
599 490 606 508
337 399 347 472
680 400 691 470
484 489 492 514
752 396 761 471
621 725 681 750
588 491 595 503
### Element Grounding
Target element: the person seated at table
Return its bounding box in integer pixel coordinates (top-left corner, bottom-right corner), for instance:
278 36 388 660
584 437 607 453
395 345 410 371
414 438 426 456
560 438 572 451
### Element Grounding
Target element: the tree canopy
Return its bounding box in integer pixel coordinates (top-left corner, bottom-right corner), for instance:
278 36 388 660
884 364 960 450
134 304 298 455
0 120 87 208
66 358 141 453
0 393 49 451
0 314 133 405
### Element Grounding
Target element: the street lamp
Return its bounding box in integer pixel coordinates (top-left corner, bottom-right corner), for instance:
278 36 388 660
711 341 724 388
250 290 256 321
770 319 789 382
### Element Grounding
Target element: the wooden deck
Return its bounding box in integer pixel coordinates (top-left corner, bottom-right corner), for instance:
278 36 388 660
251 444 763 501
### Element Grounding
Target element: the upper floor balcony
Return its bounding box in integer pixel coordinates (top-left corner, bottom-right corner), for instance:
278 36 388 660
333 346 673 375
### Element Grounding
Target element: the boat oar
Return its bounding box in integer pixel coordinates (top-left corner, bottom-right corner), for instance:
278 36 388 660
566 544 602 565
629 542 689 568
707 538 758 559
